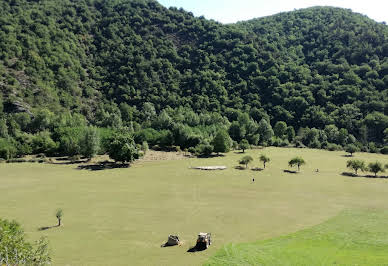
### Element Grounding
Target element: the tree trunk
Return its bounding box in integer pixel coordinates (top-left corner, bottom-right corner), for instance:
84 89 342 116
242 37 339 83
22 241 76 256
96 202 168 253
58 218 61 226
355 169 358 175
297 164 300 172
263 162 266 169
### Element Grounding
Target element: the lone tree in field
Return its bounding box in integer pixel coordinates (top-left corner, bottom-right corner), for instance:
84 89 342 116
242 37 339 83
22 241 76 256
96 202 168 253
345 144 358 157
259 154 270 169
239 155 253 169
288 157 306 172
368 161 385 177
346 159 365 175
212 130 231 155
56 209 63 226
239 139 250 153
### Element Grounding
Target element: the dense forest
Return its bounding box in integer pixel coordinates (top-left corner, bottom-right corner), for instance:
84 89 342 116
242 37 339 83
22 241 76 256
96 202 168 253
0 0 388 160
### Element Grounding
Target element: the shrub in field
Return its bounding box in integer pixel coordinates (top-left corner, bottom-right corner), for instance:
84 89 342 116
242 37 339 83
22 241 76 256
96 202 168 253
346 159 366 175
288 157 306 172
239 155 253 169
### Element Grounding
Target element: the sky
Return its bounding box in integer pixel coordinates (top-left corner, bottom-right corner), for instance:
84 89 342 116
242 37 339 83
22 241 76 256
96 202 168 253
157 0 388 24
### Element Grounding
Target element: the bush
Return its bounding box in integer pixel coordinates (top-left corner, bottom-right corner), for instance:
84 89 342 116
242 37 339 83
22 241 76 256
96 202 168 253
195 143 213 156
380 146 388 154
326 143 342 151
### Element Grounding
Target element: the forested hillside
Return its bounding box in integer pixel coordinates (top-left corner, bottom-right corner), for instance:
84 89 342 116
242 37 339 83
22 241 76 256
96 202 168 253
0 0 387 159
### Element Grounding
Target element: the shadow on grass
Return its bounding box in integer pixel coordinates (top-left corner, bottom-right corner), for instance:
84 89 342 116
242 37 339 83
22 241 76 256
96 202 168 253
197 154 225 158
187 246 207 253
341 154 353 158
283 169 298 174
234 151 245 154
251 167 264 171
234 166 247 170
77 161 129 171
38 225 59 231
341 172 388 179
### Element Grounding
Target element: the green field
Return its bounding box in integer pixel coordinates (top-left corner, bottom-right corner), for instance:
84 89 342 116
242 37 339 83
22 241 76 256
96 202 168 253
1 147 388 265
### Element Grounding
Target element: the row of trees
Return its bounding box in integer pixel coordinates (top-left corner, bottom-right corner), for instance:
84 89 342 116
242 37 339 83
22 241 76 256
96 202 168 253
238 154 306 172
347 160 388 177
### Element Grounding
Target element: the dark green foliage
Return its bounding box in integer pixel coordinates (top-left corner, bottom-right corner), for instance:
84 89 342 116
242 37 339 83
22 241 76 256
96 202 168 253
0 138 17 159
239 155 253 169
195 143 213 157
239 139 250 153
81 127 100 159
0 219 51 265
274 121 287 139
346 159 366 175
288 157 306 172
0 1 387 156
259 154 270 169
345 144 359 156
106 132 139 164
368 161 385 177
212 130 231 154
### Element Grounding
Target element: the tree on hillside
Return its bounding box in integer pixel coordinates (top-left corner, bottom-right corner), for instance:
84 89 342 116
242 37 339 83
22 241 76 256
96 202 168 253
274 121 287 138
368 161 385 177
239 139 250 153
0 219 51 265
288 157 306 172
259 154 270 169
346 159 365 175
212 130 231 154
345 144 358 157
106 132 139 164
239 155 253 169
257 119 274 145
81 126 100 159
286 126 296 142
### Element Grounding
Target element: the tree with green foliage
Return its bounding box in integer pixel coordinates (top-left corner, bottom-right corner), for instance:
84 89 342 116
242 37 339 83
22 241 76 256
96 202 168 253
212 130 231 154
56 209 63 226
345 144 359 156
286 126 296 142
368 162 385 177
274 121 287 138
257 119 274 145
288 157 306 172
81 127 100 159
259 154 270 169
239 139 250 153
106 132 139 164
346 159 366 175
195 143 213 157
239 155 253 169
0 219 51 265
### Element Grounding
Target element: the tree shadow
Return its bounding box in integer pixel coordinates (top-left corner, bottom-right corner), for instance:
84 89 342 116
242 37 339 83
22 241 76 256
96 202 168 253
283 169 298 174
341 172 388 179
77 161 129 171
187 246 207 253
38 225 59 231
251 167 264 171
341 154 353 157
234 166 247 170
234 151 245 154
197 154 225 158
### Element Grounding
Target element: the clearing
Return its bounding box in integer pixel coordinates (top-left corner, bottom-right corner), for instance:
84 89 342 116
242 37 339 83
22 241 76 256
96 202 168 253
0 147 387 265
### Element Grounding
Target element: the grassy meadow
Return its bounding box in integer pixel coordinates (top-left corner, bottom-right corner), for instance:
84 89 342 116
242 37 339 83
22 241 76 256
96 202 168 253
0 147 388 265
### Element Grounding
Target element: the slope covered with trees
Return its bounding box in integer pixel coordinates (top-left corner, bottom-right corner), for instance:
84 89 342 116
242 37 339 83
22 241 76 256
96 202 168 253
0 0 387 158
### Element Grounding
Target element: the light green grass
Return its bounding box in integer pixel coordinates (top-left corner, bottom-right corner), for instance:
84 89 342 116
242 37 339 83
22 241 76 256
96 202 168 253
0 148 387 265
205 209 388 265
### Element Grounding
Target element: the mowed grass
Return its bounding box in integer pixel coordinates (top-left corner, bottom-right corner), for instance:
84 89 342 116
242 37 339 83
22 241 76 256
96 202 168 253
206 209 388 265
0 147 388 265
